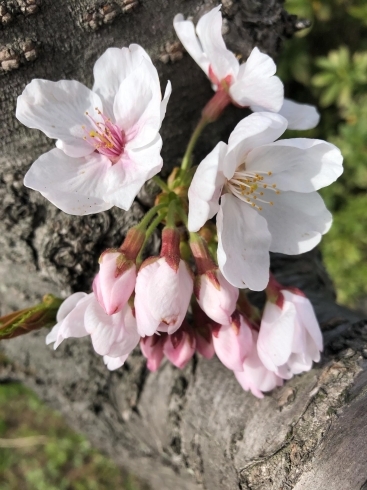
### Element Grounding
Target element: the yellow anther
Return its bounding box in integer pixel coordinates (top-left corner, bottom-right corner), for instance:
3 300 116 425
263 184 267 188
270 201 274 206
260 192 264 196
259 207 263 211
268 171 272 176
276 190 281 195
272 184 277 188
251 203 255 207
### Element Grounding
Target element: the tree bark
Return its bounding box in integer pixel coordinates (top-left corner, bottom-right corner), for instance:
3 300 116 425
1 1 366 489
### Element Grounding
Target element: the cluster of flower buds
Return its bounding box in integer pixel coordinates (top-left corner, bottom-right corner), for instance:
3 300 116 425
9 5 344 398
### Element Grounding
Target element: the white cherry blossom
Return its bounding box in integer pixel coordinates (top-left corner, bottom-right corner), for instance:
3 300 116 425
257 289 323 379
18 44 171 215
188 111 343 291
174 6 283 112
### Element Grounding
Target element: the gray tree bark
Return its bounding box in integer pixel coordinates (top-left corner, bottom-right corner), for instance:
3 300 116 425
1 1 366 489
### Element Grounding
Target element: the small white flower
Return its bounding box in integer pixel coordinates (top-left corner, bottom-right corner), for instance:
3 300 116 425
188 111 343 290
257 289 323 379
18 45 171 215
174 6 283 112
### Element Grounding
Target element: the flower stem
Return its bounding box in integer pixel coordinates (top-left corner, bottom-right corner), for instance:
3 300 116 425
136 212 166 266
181 117 208 172
152 175 170 192
136 203 168 231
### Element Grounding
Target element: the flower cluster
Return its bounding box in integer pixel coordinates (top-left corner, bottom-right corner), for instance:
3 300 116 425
15 6 343 398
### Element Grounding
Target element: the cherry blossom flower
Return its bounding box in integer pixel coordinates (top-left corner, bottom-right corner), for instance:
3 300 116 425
212 311 253 372
174 6 283 112
46 292 139 360
234 330 283 399
188 111 343 291
257 287 323 379
18 44 171 215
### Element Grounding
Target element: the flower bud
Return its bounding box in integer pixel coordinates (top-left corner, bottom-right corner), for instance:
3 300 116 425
212 311 253 371
190 233 238 324
93 250 136 316
135 228 193 336
163 322 196 369
93 227 144 315
140 334 166 372
234 331 283 399
192 302 215 359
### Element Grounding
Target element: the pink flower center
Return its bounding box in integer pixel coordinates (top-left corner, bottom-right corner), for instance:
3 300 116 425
83 108 125 163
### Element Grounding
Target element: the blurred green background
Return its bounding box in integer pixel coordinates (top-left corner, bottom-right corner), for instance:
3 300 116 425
278 0 367 309
1 1 367 488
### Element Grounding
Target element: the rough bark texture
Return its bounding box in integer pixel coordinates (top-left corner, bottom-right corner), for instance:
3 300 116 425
1 1 366 489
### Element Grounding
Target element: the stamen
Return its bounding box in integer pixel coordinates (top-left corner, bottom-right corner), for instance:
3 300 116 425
81 108 125 161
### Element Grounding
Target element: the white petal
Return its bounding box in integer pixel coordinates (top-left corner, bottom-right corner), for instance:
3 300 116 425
287 292 323 352
113 63 161 149
24 148 114 215
173 14 209 75
53 294 93 349
196 6 239 81
160 81 172 125
278 99 320 130
224 112 287 179
250 99 320 131
103 354 129 370
217 194 271 290
229 47 283 111
84 299 124 356
257 301 297 371
107 306 140 357
105 134 163 211
259 191 332 254
93 45 156 117
56 292 88 322
188 142 227 231
46 324 60 345
246 139 343 192
16 79 102 157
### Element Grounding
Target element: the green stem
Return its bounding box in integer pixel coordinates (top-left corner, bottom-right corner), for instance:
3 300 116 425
176 205 188 228
136 203 167 231
136 213 165 265
181 117 208 172
165 199 178 228
152 175 170 192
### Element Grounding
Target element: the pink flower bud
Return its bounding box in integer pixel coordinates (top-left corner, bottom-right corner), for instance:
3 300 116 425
234 331 283 399
93 250 136 315
212 311 253 371
163 322 196 369
135 228 193 336
257 287 323 380
190 232 238 324
192 303 215 359
140 334 166 372
195 270 238 325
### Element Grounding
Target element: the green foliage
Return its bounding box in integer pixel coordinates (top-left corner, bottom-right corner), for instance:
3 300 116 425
0 382 146 490
281 0 367 307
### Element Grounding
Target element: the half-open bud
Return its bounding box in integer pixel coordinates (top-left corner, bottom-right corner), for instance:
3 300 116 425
140 334 166 372
212 311 253 371
163 321 196 369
